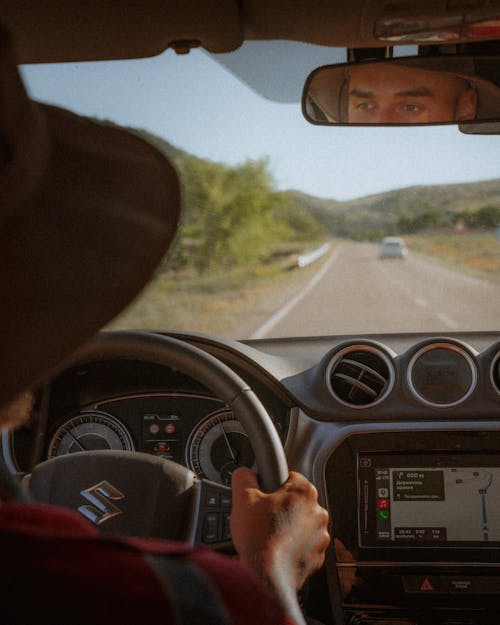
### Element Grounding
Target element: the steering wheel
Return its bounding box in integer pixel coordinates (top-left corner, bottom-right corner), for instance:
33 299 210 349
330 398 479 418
27 331 289 547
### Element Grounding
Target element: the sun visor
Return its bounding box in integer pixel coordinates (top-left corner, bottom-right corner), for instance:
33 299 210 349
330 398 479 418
0 1 243 63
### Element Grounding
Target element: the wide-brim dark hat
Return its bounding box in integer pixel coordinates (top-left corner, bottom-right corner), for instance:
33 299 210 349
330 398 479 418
0 23 181 407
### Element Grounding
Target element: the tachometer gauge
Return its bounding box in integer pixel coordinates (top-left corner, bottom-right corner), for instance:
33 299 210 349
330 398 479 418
186 409 256 485
48 410 135 458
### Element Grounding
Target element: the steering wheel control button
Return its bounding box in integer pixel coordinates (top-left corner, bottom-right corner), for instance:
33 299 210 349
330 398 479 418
196 481 233 545
205 492 220 507
222 513 231 541
202 512 219 543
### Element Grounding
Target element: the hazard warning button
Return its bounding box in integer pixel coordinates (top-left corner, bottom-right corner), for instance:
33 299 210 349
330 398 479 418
402 575 446 594
419 578 435 592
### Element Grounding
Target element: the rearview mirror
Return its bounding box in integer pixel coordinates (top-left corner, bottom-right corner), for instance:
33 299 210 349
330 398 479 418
302 56 500 126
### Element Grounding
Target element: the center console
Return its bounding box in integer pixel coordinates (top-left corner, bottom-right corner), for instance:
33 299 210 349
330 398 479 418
324 430 500 625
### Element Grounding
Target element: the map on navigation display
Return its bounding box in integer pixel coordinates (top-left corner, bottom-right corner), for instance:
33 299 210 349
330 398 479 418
389 468 500 542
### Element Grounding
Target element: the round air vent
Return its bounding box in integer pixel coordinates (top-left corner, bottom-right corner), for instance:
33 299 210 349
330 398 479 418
408 342 477 408
491 351 500 396
326 344 395 408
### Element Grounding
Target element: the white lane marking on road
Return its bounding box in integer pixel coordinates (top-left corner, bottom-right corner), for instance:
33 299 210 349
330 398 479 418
414 296 428 308
437 312 460 329
250 245 343 339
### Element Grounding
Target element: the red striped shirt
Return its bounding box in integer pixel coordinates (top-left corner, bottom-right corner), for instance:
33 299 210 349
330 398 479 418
0 500 296 625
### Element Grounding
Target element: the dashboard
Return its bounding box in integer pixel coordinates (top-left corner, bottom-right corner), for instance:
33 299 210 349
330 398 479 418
2 329 500 625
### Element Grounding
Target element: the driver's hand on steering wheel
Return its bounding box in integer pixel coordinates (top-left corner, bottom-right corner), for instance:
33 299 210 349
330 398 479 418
230 468 330 604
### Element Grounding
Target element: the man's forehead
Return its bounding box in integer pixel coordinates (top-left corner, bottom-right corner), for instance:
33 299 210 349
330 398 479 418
349 86 436 98
348 64 465 91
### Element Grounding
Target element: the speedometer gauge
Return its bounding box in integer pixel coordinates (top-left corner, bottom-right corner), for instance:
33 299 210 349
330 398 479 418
186 409 256 485
48 411 135 458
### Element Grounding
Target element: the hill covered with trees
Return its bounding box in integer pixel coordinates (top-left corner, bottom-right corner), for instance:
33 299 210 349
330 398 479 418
289 180 500 241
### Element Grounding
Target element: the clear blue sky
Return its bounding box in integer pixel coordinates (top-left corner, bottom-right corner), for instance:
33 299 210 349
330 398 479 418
22 47 500 201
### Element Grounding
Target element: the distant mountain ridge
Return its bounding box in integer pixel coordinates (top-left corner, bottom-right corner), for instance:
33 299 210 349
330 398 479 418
288 179 500 237
290 178 500 214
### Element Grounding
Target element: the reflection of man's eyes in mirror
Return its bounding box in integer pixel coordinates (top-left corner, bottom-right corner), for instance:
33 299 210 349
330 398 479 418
400 103 424 114
353 101 375 111
349 94 428 121
351 100 424 113
395 102 427 119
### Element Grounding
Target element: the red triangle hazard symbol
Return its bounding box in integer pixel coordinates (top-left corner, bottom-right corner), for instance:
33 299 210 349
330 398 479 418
420 578 434 591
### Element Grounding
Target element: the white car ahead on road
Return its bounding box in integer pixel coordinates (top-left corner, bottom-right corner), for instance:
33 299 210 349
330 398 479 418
379 236 408 259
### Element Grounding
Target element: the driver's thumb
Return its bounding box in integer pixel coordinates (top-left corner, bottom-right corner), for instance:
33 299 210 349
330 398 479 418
231 466 260 493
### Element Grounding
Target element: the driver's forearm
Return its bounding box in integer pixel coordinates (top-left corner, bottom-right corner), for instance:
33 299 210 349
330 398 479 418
265 581 306 625
238 555 307 625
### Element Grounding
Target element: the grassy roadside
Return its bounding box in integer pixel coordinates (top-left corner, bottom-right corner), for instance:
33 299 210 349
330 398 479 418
109 231 500 337
109 241 332 338
405 230 500 284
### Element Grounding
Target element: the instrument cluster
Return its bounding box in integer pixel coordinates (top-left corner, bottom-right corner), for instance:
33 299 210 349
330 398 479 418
46 392 259 486
7 353 289 486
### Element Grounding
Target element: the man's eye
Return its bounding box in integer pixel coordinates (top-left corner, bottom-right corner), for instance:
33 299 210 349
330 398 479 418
355 101 375 111
400 103 422 114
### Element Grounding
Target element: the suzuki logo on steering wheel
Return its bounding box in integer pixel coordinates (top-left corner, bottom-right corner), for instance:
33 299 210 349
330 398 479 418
78 480 125 525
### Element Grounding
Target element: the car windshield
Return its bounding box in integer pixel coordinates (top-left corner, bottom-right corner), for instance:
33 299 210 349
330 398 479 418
22 43 500 340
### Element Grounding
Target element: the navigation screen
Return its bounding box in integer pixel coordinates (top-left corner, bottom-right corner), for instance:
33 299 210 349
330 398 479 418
358 453 500 547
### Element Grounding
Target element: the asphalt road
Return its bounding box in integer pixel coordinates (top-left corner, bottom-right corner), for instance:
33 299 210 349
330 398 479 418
251 241 500 338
